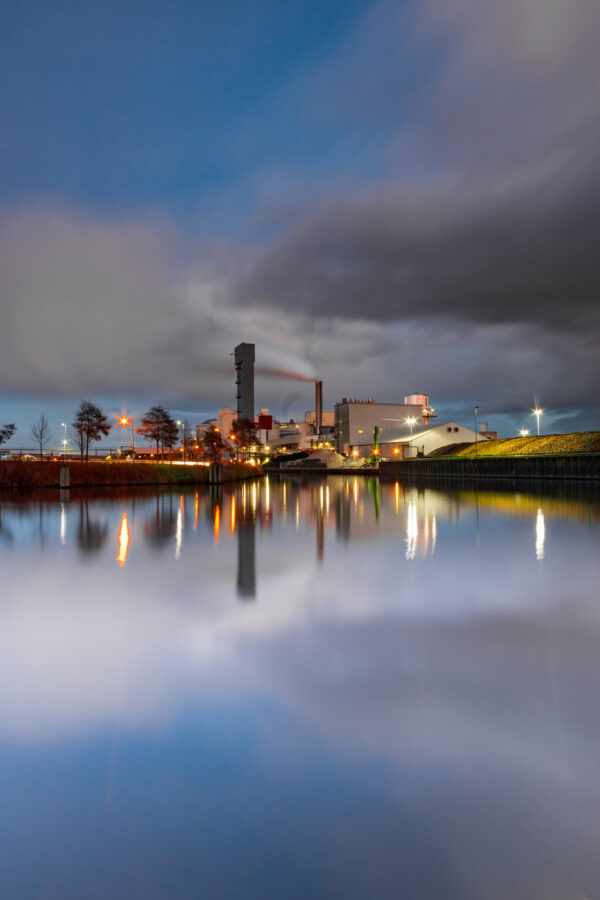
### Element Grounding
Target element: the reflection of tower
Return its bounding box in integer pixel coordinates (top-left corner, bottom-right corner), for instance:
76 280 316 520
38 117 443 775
316 505 324 561
237 506 256 600
234 342 255 422
335 490 351 542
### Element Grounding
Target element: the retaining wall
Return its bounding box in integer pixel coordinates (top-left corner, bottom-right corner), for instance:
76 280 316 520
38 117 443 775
380 454 600 481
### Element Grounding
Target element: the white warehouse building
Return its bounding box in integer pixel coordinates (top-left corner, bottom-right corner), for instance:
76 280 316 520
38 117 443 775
353 421 493 459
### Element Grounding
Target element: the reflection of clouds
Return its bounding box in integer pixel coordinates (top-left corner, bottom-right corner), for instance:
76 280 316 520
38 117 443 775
0 481 598 746
1 482 599 897
0 508 598 744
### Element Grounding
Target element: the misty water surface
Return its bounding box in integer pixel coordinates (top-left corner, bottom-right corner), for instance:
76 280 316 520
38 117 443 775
0 476 599 900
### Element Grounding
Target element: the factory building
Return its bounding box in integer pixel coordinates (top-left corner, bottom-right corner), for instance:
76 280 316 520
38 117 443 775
335 395 436 454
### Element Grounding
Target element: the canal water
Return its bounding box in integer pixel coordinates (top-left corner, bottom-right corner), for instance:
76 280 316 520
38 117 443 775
0 476 599 899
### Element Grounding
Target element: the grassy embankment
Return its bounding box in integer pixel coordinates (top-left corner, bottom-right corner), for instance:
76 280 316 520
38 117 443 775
430 432 600 458
0 460 260 489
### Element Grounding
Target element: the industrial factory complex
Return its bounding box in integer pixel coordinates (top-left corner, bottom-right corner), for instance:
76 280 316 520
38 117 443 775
196 343 495 463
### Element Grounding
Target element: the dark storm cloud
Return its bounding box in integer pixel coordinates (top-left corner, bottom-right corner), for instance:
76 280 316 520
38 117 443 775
234 0 600 332
235 172 600 328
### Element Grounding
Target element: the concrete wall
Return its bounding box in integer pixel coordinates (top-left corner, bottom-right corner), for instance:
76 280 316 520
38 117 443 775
380 455 600 480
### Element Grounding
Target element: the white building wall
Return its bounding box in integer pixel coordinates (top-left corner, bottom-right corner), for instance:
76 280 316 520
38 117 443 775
335 401 426 453
382 422 492 458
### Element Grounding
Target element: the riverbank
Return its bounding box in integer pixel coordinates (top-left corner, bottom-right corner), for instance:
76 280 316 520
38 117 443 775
0 460 260 489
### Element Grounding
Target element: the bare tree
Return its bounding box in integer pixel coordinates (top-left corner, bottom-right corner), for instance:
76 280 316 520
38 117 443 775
69 425 86 459
31 414 52 460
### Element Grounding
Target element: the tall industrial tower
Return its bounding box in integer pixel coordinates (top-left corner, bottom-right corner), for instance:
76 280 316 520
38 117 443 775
234 342 255 422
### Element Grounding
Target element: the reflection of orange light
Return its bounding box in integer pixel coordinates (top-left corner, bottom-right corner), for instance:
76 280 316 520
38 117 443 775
117 512 130 566
194 491 199 530
214 504 221 544
394 481 400 514
230 495 236 535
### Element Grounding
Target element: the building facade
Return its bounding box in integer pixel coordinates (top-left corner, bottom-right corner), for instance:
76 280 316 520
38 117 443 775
335 398 432 454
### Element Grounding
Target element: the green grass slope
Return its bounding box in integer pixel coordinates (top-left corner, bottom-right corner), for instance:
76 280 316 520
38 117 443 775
430 432 600 458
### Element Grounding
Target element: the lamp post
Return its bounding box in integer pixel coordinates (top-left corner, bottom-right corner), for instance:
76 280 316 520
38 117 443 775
532 408 543 436
475 406 479 455
119 417 135 457
177 420 186 462
61 422 68 455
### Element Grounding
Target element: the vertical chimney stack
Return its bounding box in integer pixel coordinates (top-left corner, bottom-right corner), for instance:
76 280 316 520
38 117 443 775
315 380 323 437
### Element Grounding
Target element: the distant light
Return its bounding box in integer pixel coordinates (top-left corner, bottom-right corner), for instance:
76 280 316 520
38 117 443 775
405 417 417 425
519 429 530 437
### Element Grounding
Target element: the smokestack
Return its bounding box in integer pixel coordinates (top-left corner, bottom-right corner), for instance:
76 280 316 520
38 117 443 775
315 380 323 437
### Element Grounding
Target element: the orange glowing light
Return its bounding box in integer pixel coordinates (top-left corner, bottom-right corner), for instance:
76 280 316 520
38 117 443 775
214 504 221 544
230 495 236 535
394 481 400 514
194 491 199 531
116 512 130 566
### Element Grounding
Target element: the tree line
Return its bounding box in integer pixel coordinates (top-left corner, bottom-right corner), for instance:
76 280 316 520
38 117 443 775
1 401 260 462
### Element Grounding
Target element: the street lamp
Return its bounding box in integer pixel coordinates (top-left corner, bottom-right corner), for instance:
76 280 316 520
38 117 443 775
177 420 186 462
532 408 543 436
474 406 479 455
61 422 68 455
519 428 530 437
405 417 417 457
119 416 135 457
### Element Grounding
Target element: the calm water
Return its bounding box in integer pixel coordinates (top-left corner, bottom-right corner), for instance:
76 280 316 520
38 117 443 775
1 476 599 899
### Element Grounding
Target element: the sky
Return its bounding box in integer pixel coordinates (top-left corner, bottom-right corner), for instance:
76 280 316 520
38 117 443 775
1 0 599 445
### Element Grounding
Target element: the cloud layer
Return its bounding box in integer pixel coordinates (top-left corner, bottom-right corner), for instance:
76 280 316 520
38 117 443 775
1 0 599 427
